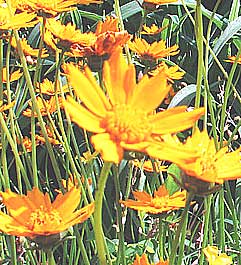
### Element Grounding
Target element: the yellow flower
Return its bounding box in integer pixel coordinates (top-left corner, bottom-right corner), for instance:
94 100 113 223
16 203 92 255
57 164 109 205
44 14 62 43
0 100 15 112
11 37 49 58
0 6 37 31
45 19 96 50
128 38 179 61
2 68 22 82
35 79 69 95
203 246 232 265
168 129 241 184
148 62 184 83
23 96 60 117
63 49 204 163
0 186 94 237
120 184 187 214
225 54 241 64
132 159 167 172
144 0 177 4
80 150 99 163
141 24 167 35
17 136 40 153
133 254 168 265
35 126 61 146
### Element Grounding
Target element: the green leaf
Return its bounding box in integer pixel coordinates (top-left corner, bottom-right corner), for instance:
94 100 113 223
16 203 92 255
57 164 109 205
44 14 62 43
229 0 240 22
165 164 182 195
120 1 142 20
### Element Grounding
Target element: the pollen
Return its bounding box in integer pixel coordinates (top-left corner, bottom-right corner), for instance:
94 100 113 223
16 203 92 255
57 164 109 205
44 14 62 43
28 206 62 230
102 104 153 143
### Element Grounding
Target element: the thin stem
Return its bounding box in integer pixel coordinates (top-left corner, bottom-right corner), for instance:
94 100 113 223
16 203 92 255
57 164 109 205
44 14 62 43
159 217 164 259
218 187 225 252
46 250 56 265
169 192 193 265
93 162 112 265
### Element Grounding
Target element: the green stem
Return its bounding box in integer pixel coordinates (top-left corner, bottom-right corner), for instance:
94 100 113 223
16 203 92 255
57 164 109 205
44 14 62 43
113 165 126 265
46 250 56 265
218 187 225 252
159 216 164 259
93 162 112 265
169 192 193 265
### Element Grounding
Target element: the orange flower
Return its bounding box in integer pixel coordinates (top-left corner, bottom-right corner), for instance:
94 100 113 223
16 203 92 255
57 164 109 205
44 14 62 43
120 184 187 214
23 96 60 117
0 186 94 237
2 67 22 83
0 6 37 31
141 24 167 35
203 246 232 265
128 38 179 61
45 19 96 50
143 0 177 4
17 136 40 153
132 159 167 172
149 62 184 83
35 79 69 95
225 54 241 64
11 37 49 58
133 254 168 265
80 150 99 163
63 49 204 163
35 126 61 145
0 100 15 112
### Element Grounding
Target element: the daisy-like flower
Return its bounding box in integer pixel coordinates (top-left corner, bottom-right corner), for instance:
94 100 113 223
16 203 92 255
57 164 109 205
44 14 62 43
225 54 241 64
141 24 167 35
35 79 69 95
133 253 168 265
11 37 49 59
23 96 61 117
120 184 187 214
203 246 232 265
128 38 179 61
2 68 22 83
148 62 184 83
35 126 61 146
169 129 241 184
63 49 204 163
0 100 15 112
0 186 94 238
45 19 96 51
0 6 37 32
17 136 40 153
132 159 167 172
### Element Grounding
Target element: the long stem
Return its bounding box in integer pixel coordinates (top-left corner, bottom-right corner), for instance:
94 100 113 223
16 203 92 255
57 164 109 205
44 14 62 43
169 192 193 265
46 250 56 265
93 162 112 265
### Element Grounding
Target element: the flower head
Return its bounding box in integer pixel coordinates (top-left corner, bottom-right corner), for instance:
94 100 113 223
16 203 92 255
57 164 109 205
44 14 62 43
225 54 241 64
132 159 167 172
0 186 94 237
203 246 232 265
63 49 204 163
141 24 166 35
128 38 179 61
120 184 188 214
133 254 168 265
35 79 69 95
171 129 241 184
0 100 15 112
2 68 22 83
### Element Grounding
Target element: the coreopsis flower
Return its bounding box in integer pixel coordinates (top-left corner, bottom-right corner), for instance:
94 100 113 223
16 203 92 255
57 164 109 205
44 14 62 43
144 0 177 3
203 246 232 265
132 159 167 172
23 96 61 117
120 184 187 214
141 24 166 35
11 37 49 59
45 19 96 51
133 254 168 265
0 100 15 112
149 62 184 83
80 150 99 163
225 54 241 64
17 136 40 153
0 6 37 32
0 186 94 238
169 129 241 184
63 49 204 163
128 38 179 62
35 79 69 95
2 68 22 82
35 126 61 146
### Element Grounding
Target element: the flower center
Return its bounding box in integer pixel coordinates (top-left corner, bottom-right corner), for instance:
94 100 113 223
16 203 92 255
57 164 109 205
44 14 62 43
200 153 217 181
101 104 153 143
151 196 168 209
27 206 62 230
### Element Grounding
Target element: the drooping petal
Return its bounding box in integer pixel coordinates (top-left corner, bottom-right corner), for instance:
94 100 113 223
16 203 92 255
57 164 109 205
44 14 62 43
91 133 123 163
64 96 105 133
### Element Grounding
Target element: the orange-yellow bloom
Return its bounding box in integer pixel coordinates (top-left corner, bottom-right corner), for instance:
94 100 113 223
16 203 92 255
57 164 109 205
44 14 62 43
141 24 166 35
0 6 37 31
133 254 168 265
0 186 94 237
0 100 15 112
11 37 49 58
225 54 241 64
35 79 69 95
203 246 232 265
128 38 179 61
17 136 40 153
132 159 167 172
63 49 204 163
144 0 177 4
120 184 187 214
2 68 22 82
23 96 61 117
